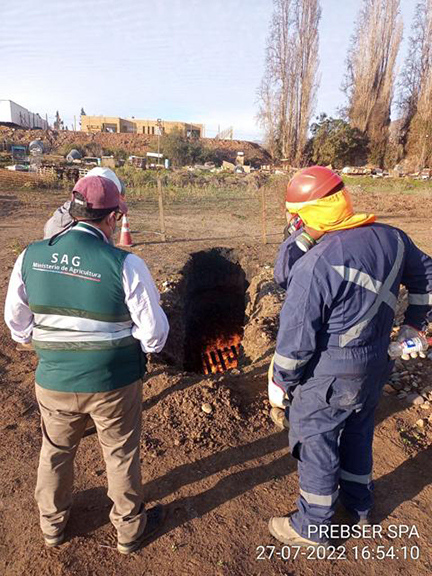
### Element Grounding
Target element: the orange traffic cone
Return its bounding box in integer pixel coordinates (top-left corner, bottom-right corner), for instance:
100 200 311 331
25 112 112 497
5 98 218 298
118 215 133 247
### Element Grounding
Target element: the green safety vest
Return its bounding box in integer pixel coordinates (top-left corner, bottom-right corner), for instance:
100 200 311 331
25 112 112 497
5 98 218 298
22 222 146 393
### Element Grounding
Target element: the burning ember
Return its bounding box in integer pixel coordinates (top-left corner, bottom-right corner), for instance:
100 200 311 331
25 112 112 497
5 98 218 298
181 248 247 375
201 333 242 374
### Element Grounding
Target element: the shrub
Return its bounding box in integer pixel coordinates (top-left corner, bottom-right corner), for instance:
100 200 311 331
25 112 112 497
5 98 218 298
103 147 129 160
116 165 158 189
307 114 369 168
160 128 218 167
84 142 103 157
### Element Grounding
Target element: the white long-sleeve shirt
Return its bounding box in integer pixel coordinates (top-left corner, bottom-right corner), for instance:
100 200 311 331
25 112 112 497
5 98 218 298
4 225 169 354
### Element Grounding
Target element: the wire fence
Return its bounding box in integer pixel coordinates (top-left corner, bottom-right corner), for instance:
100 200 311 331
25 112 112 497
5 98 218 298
0 167 287 245
124 177 286 246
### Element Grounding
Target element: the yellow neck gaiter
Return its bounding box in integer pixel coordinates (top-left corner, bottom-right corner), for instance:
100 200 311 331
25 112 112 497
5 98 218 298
286 188 376 232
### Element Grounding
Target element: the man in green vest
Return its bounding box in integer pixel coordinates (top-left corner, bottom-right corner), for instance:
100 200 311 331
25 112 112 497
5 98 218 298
4 175 170 554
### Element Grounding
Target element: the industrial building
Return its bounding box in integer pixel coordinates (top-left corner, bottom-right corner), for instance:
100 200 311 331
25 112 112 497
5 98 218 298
0 100 49 130
81 115 204 137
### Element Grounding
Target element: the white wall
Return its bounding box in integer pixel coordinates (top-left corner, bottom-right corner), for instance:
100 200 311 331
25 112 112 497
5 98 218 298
0 100 48 129
0 100 13 123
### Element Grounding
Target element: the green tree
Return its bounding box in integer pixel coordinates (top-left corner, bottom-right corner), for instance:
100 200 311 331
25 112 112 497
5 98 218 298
160 128 215 167
307 114 369 168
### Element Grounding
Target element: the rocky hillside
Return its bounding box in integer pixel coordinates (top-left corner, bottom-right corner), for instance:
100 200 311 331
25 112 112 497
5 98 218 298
0 127 271 166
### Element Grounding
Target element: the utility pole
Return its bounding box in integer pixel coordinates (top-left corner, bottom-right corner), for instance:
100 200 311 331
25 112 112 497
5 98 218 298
156 118 166 241
157 178 166 242
156 118 162 168
260 187 267 245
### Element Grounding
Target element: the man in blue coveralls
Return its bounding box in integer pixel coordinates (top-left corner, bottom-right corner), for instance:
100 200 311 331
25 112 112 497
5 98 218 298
267 166 432 546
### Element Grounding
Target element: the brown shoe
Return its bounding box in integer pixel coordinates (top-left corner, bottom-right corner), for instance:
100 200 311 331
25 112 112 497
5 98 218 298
268 517 327 548
44 532 65 547
117 504 165 555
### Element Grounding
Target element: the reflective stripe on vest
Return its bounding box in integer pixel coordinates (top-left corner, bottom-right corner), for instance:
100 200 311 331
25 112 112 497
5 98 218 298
408 293 432 305
34 313 133 333
333 232 405 347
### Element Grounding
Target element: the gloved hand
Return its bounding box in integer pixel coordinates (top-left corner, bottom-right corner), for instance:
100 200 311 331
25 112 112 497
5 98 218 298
268 356 290 409
268 380 288 409
397 325 427 360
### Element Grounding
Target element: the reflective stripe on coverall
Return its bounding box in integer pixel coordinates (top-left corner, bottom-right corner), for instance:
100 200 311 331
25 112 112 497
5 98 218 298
273 223 432 542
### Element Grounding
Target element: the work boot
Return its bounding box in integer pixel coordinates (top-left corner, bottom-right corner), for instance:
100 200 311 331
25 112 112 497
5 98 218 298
338 501 372 526
268 517 328 548
349 509 371 526
43 532 65 547
270 407 289 430
117 504 165 555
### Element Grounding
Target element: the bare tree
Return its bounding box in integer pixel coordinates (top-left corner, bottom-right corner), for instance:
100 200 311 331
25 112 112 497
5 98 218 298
400 1 432 167
257 76 279 160
54 111 62 131
257 0 321 164
344 0 403 166
399 1 432 120
410 73 432 167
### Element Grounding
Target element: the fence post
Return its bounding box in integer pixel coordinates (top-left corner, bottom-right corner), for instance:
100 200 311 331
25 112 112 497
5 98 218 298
157 177 166 242
260 187 267 244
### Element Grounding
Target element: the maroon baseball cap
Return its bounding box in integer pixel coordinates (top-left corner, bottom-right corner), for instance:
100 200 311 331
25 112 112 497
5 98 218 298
72 176 128 214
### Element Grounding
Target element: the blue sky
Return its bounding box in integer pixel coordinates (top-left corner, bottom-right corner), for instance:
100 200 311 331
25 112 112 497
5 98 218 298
0 0 417 141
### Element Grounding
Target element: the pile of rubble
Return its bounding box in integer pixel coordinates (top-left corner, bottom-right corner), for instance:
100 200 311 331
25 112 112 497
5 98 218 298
0 127 271 168
385 359 432 412
341 165 432 180
242 267 285 362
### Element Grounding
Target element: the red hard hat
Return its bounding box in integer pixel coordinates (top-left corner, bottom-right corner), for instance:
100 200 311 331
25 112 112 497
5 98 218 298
285 166 343 204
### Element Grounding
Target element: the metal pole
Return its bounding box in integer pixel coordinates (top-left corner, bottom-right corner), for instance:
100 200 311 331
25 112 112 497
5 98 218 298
157 118 162 169
157 178 166 242
261 187 267 245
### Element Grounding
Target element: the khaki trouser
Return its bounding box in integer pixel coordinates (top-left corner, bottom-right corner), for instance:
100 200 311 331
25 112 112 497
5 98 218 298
34 380 146 544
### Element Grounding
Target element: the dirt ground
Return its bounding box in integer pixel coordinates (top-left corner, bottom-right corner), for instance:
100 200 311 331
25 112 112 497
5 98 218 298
0 181 432 576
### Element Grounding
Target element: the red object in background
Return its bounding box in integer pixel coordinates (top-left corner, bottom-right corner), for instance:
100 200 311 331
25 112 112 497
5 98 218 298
117 215 133 247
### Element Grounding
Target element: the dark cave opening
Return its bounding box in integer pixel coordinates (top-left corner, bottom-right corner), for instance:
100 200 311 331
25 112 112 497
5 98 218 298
182 248 248 374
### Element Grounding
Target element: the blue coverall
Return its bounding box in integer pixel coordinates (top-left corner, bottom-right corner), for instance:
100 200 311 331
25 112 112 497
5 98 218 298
273 223 432 542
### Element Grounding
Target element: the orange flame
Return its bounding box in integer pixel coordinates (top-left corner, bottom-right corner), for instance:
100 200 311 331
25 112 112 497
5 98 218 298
201 333 242 375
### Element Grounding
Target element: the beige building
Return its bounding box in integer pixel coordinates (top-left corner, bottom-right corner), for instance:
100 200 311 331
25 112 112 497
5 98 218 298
81 115 204 137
